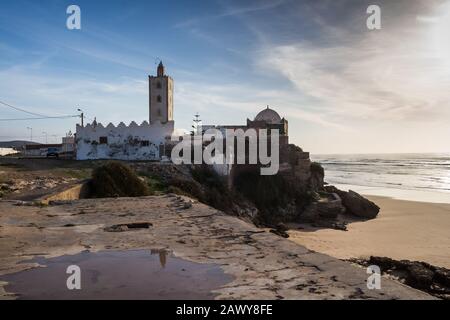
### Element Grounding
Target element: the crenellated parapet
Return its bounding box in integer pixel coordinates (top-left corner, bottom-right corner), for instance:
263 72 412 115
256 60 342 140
76 120 174 134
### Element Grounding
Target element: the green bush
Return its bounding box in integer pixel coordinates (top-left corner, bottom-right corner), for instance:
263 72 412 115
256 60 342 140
89 161 151 198
138 171 168 193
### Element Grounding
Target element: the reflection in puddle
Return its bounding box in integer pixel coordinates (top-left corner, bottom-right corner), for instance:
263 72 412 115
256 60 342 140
0 249 232 300
151 249 169 268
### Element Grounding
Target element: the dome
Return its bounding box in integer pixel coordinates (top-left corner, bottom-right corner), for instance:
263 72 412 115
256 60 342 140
254 107 282 124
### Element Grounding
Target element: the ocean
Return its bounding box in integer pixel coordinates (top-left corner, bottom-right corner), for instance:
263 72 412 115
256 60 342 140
311 153 450 203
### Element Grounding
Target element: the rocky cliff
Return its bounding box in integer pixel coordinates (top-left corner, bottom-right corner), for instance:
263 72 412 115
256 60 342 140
130 142 379 230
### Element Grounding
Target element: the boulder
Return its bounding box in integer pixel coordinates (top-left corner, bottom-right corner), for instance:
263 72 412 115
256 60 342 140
300 192 345 222
340 189 379 219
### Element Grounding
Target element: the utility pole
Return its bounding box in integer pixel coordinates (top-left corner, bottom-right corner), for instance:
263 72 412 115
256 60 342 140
27 127 33 142
77 108 84 127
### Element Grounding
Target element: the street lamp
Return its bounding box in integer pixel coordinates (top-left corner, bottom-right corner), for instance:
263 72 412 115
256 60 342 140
26 127 33 142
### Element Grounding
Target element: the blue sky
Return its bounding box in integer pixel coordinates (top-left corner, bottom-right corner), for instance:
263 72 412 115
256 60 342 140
1 0 449 153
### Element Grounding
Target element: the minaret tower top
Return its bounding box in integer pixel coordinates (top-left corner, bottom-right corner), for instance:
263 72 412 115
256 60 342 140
157 61 165 77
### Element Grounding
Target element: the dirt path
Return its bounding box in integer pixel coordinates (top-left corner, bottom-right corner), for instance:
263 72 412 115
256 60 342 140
0 195 433 300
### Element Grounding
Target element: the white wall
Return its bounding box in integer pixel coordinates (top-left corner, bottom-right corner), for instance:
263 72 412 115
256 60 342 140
0 148 18 156
76 120 174 160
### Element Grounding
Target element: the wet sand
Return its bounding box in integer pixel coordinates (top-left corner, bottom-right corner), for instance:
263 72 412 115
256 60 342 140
289 196 450 268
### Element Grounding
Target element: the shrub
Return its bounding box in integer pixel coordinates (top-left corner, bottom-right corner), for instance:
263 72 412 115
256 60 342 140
191 165 227 193
233 169 312 225
166 185 189 196
138 171 168 193
191 165 237 211
167 165 238 214
167 178 204 200
89 161 151 198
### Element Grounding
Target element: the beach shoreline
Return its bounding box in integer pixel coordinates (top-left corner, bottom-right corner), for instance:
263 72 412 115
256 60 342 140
332 183 450 204
289 195 450 269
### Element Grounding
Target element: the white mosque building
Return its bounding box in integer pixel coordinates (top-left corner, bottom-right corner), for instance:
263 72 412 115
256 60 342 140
75 62 175 160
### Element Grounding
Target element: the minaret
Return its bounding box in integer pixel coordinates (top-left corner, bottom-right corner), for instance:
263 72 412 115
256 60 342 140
148 61 173 124
157 61 164 76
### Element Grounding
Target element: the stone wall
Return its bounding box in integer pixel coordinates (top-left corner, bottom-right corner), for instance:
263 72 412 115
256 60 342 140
279 144 312 189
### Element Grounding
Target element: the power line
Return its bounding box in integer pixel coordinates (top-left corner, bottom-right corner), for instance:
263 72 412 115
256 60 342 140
0 135 49 139
0 100 49 118
0 100 81 120
0 115 79 121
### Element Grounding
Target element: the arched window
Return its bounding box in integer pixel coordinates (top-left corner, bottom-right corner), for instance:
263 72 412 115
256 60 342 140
156 82 162 89
157 95 162 102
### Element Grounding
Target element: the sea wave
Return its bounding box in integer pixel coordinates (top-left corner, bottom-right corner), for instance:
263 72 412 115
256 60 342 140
312 153 450 193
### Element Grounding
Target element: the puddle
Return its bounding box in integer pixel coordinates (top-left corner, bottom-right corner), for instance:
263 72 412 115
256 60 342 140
0 249 232 300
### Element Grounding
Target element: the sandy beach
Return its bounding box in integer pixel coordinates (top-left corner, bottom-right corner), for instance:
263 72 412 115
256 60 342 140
289 195 450 268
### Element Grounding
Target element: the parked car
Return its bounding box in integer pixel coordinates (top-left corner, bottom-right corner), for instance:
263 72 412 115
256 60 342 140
46 147 59 158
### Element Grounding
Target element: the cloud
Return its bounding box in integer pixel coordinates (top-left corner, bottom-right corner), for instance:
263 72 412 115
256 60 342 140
256 22 450 124
175 80 347 130
174 0 286 28
416 15 439 24
2 0 449 152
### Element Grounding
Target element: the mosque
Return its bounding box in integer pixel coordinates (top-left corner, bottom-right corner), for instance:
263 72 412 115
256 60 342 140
75 62 175 160
75 62 301 167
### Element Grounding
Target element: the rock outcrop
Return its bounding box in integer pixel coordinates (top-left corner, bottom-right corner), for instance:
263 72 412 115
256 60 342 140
325 186 380 219
309 162 325 192
131 163 259 223
301 192 345 222
133 148 379 228
351 256 450 300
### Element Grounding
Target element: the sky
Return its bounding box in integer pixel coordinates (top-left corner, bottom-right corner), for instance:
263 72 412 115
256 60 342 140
0 0 449 154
